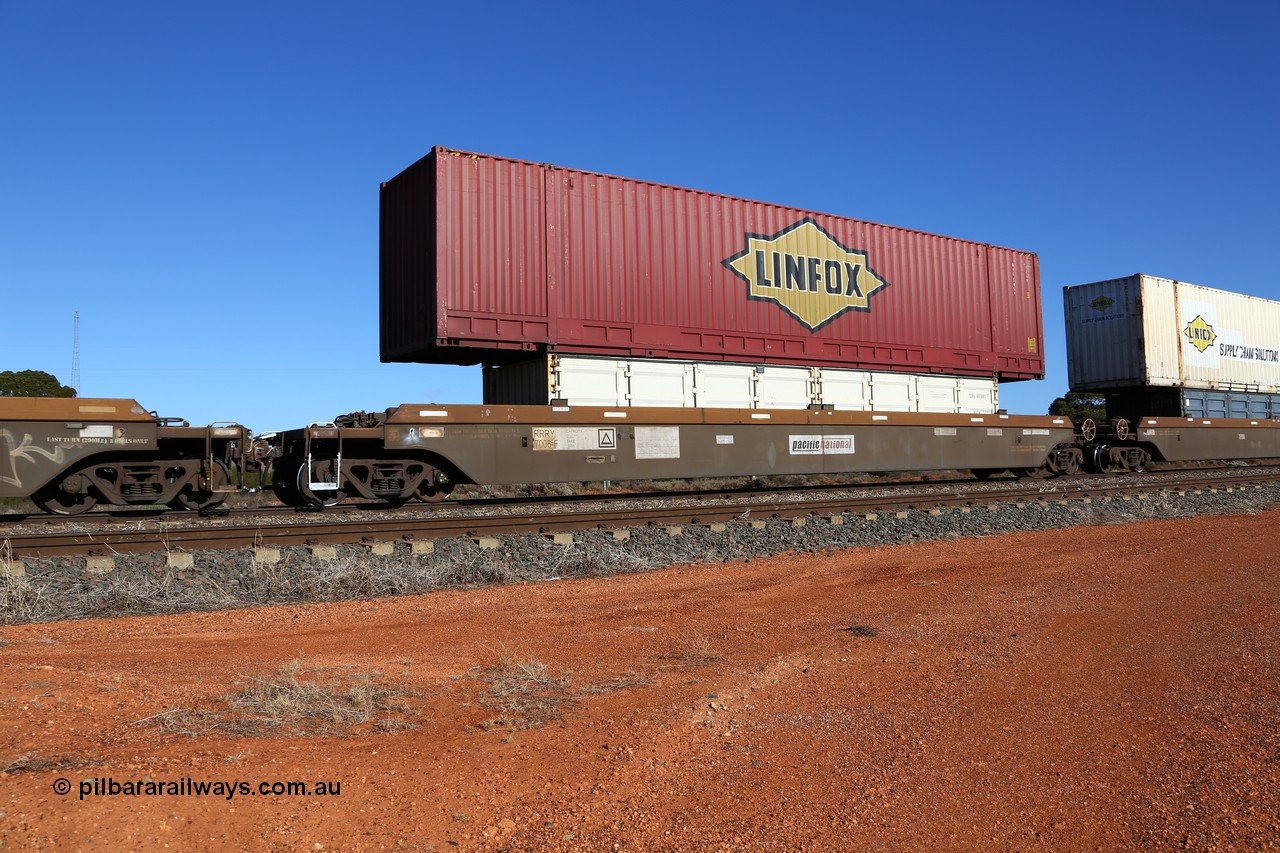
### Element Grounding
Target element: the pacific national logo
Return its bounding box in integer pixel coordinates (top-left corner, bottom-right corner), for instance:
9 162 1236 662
1183 315 1217 353
722 217 890 331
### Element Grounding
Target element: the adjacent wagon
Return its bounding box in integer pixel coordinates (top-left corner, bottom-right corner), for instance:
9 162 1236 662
0 397 245 514
1064 274 1280 421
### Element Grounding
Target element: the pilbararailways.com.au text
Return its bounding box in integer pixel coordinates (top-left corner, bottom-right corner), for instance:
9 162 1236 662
55 777 342 801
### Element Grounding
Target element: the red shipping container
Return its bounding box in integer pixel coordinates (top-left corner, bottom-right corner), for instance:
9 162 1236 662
380 147 1044 381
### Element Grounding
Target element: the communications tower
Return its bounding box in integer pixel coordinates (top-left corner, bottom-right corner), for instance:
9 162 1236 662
71 310 81 393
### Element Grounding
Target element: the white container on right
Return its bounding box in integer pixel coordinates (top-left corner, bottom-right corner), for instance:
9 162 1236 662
1064 274 1280 393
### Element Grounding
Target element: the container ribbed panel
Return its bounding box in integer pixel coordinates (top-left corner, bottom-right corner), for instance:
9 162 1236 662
381 146 1043 380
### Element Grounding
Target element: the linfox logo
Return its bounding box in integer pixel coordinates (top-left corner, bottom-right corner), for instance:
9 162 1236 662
722 218 890 331
1183 315 1217 353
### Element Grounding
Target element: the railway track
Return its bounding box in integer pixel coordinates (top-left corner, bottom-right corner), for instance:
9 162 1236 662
5 467 1278 559
0 471 1046 527
5 463 1278 526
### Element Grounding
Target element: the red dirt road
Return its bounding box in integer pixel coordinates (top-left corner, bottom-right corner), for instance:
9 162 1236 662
3 511 1279 851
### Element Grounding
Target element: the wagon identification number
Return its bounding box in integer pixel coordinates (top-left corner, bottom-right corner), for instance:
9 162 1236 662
722 218 890 331
531 427 615 452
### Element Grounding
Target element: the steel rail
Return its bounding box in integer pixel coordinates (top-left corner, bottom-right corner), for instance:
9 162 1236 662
5 463 1279 528
5 469 1277 559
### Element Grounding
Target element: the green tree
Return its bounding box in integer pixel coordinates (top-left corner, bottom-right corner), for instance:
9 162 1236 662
0 370 77 397
1048 391 1105 422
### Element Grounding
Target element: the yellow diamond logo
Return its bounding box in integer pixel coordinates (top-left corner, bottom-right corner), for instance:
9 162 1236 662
722 218 890 330
1183 315 1217 353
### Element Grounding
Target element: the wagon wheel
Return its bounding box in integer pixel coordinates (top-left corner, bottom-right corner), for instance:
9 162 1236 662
296 464 346 508
415 468 454 503
1049 443 1080 477
32 476 98 516
1127 450 1150 473
1113 418 1132 441
168 459 231 511
1080 418 1097 443
414 485 453 503
271 462 302 506
970 468 996 481
1093 444 1121 475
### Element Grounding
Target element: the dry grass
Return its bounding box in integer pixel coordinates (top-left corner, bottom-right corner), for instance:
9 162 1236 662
1 575 46 624
474 648 576 731
1 751 97 774
151 660 419 737
664 631 726 667
578 671 652 695
1 548 506 625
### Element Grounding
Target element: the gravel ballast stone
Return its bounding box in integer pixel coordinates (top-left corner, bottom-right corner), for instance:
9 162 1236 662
2 483 1278 625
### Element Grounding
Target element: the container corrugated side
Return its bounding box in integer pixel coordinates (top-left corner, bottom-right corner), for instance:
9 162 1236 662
1064 276 1149 389
382 147 1042 380
1066 274 1280 393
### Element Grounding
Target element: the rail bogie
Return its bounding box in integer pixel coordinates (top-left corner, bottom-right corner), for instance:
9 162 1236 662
1 397 247 515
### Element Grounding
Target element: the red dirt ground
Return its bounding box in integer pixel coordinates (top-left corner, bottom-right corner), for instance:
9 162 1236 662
2 510 1279 851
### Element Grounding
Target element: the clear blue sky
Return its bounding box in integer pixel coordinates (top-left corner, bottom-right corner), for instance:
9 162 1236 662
3 1 1276 432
